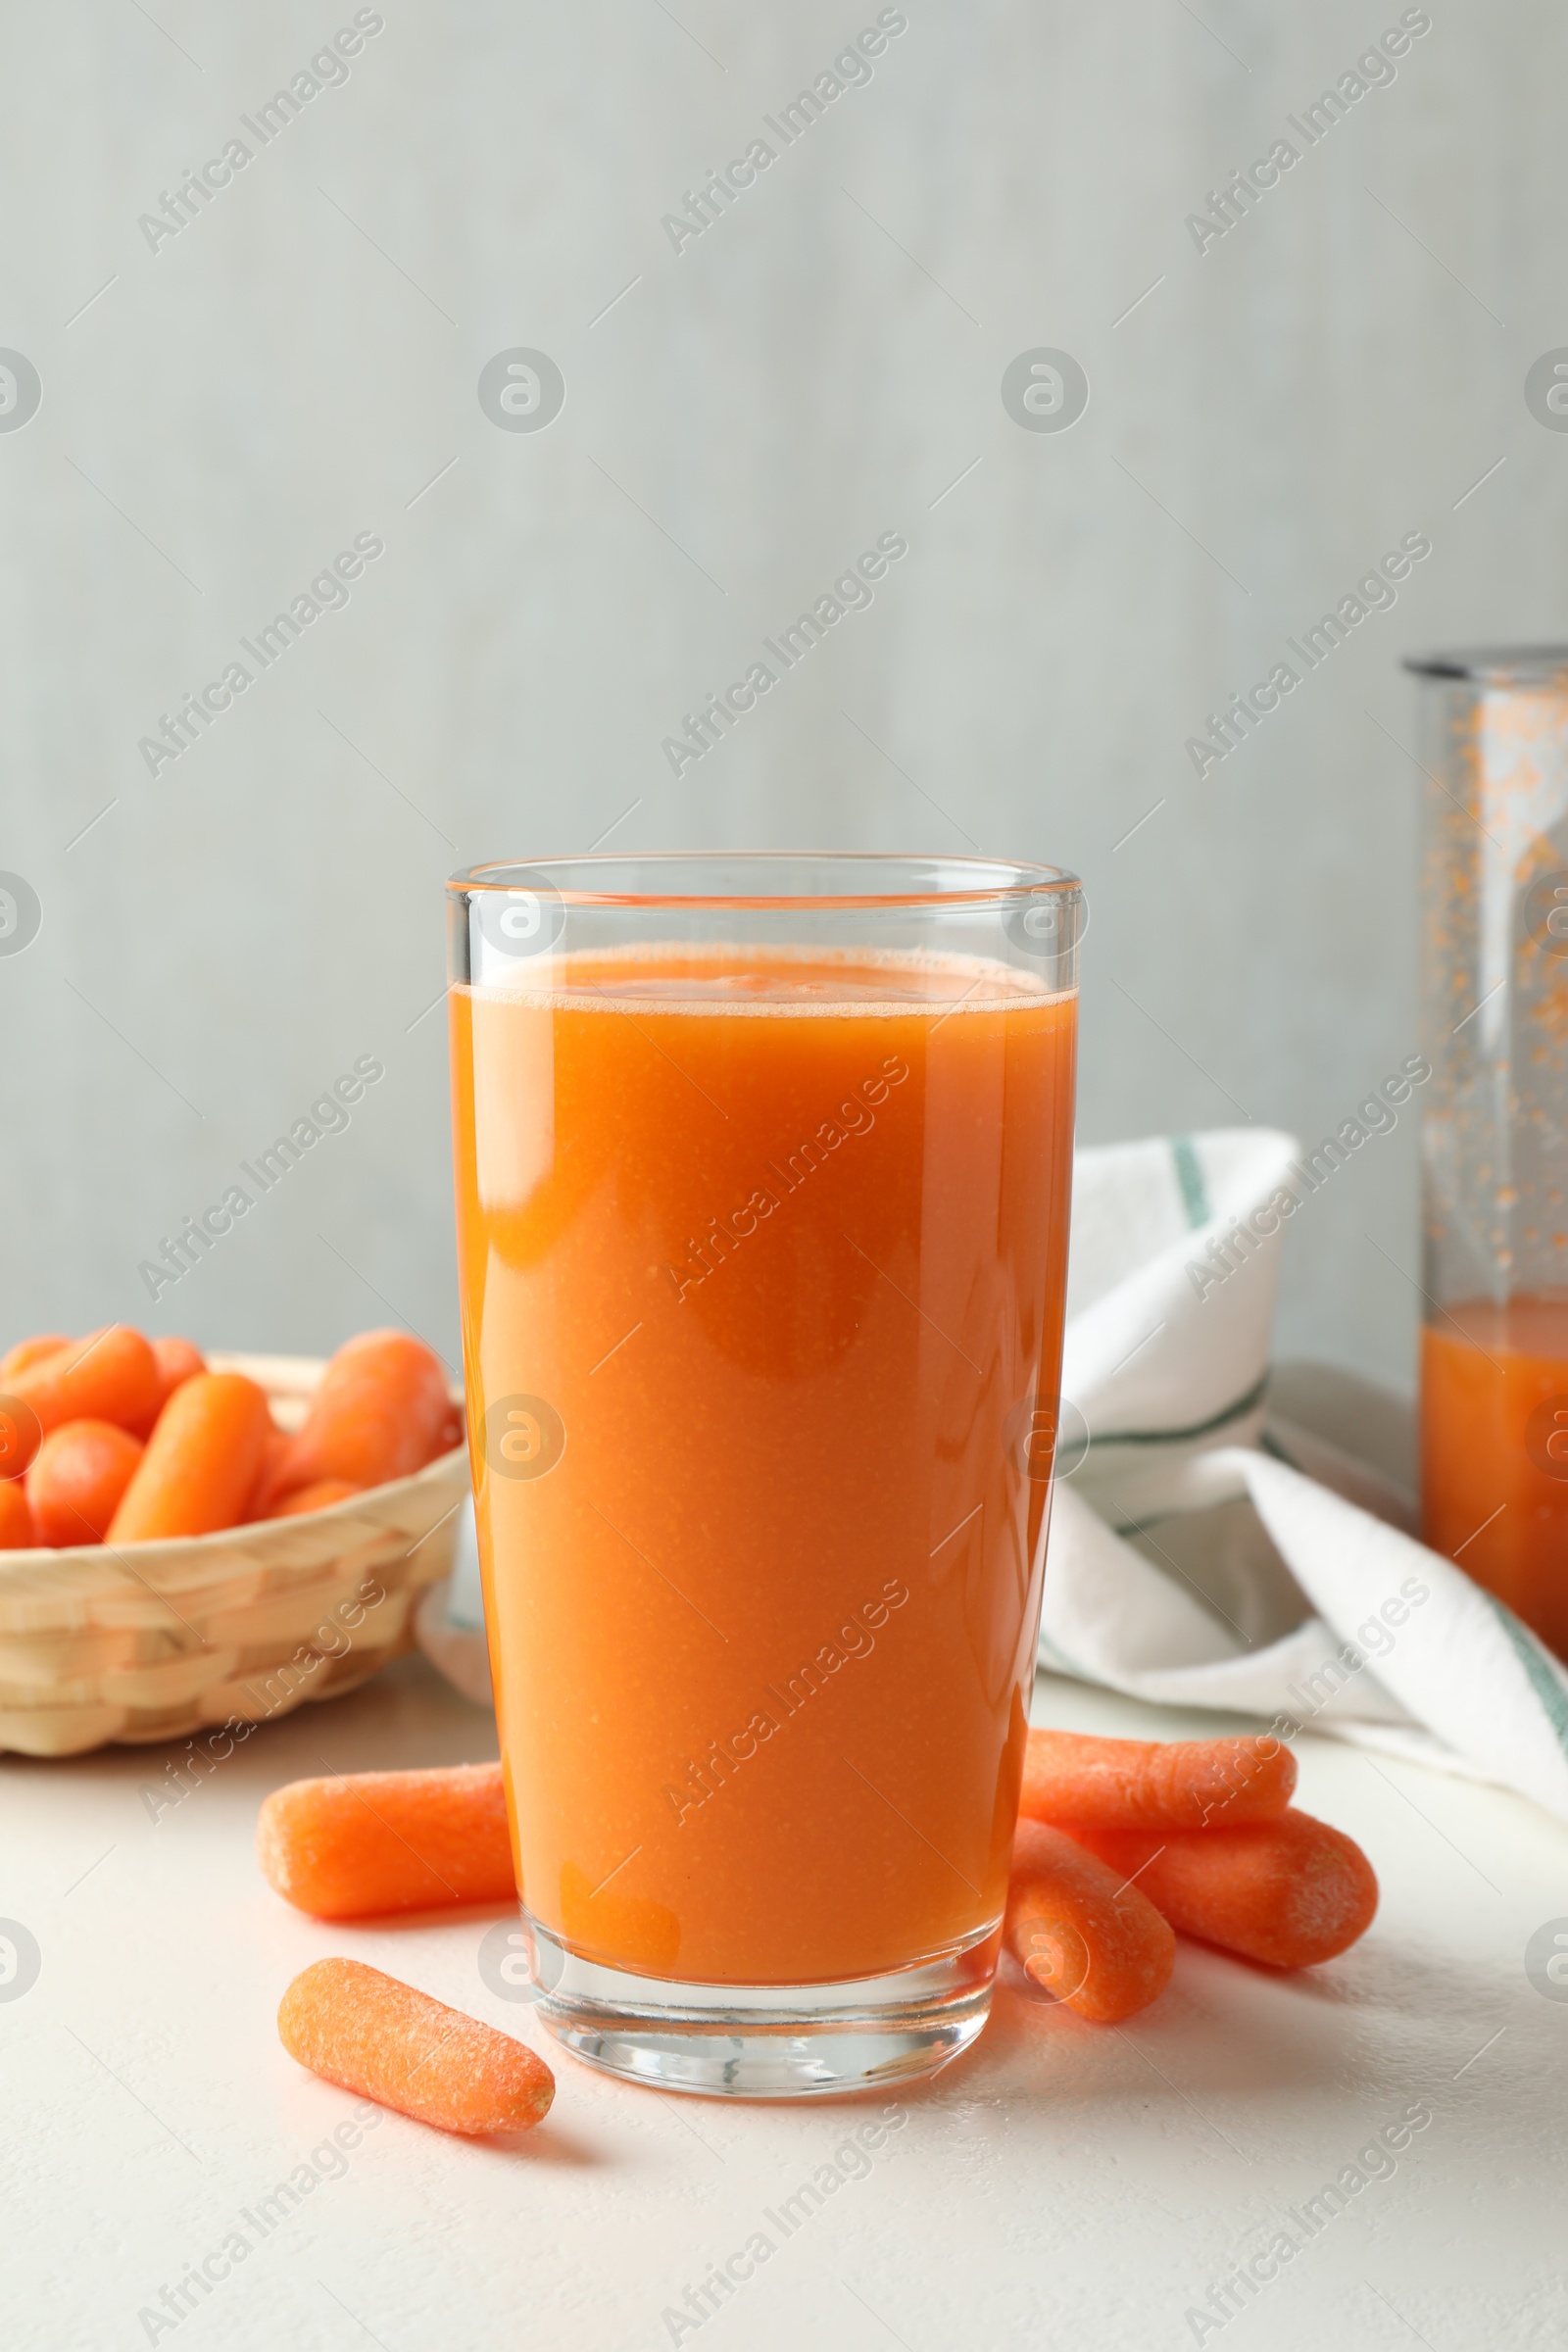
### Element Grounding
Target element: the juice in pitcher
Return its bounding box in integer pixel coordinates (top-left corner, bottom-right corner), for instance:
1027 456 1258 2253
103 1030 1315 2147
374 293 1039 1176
1410 649 1568 1656
1422 1298 1568 1654
447 856 1080 2095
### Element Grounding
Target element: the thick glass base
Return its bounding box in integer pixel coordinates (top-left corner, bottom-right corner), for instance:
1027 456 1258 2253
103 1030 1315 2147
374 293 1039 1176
524 1914 999 2098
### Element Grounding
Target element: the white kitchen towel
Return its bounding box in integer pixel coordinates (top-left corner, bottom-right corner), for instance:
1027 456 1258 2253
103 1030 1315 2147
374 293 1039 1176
1047 1129 1568 1824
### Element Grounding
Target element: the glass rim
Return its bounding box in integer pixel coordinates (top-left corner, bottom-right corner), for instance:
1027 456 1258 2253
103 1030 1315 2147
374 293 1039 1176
446 850 1081 912
1403 645 1568 683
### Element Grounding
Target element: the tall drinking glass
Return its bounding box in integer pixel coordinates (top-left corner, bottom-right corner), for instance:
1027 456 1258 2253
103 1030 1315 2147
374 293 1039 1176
446 854 1081 2095
1412 649 1568 1655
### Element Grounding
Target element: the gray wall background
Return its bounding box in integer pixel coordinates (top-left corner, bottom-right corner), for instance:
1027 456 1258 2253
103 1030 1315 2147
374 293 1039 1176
1 0 1558 1392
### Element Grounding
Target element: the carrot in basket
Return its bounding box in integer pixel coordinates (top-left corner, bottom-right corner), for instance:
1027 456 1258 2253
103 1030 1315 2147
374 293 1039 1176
0 1334 71 1381
264 1330 456 1506
0 1481 35 1548
1020 1728 1297 1833
257 1762 514 1918
106 1371 271 1543
1069 1810 1378 1969
152 1335 206 1392
26 1420 144 1545
1004 1818 1175 2023
244 1424 291 1521
129 1335 208 1438
278 1958 554 2137
275 1478 364 1518
5 1326 162 1442
0 1394 41 1482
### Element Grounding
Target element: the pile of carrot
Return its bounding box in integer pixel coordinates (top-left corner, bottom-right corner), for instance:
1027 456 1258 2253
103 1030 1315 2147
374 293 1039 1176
263 1765 554 2138
1005 1728 1378 2020
257 1726 1378 2136
0 1325 460 1549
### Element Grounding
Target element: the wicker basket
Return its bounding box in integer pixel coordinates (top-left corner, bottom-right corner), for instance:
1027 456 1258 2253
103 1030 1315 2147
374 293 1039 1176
0 1351 468 1759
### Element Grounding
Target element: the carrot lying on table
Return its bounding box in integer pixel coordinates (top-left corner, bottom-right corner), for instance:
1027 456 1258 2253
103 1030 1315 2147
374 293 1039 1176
6 1326 162 1443
106 1371 271 1543
1069 1811 1378 1968
261 1331 457 1509
1004 1817 1175 2023
0 1481 35 1548
0 1334 71 1382
1020 1728 1297 1832
278 1958 553 2136
257 1762 514 1918
26 1420 144 1545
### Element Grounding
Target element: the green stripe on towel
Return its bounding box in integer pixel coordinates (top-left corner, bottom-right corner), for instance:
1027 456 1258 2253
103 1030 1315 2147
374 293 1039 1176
1096 1370 1270 1456
1171 1134 1210 1229
1485 1594 1568 1757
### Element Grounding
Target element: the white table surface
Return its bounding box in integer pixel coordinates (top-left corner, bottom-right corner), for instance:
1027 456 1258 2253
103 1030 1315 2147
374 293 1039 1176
6 1652 1565 2352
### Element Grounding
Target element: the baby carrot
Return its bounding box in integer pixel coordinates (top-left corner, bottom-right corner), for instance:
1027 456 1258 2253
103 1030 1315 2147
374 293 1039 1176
0 1334 71 1381
6 1326 162 1441
244 1424 291 1521
106 1372 271 1543
26 1420 144 1545
275 1478 364 1518
1004 1818 1175 2023
268 1331 456 1505
1069 1811 1379 1969
278 1957 554 2137
0 1395 41 1481
1020 1728 1297 1833
257 1762 514 1918
153 1335 206 1392
0 1480 35 1548
130 1335 208 1438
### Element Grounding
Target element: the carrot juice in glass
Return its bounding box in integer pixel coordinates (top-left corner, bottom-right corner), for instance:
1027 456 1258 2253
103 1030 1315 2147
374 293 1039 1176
446 855 1080 2094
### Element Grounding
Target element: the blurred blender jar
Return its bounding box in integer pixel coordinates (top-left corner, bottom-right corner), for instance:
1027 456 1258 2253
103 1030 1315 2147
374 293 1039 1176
1414 648 1568 1655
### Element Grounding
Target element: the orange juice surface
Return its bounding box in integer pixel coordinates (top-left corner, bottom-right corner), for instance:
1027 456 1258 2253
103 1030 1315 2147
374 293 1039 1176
1422 1297 1568 1656
450 948 1077 1985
